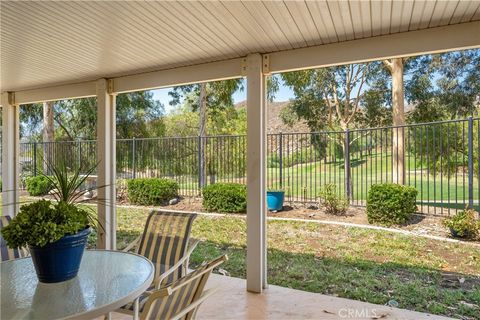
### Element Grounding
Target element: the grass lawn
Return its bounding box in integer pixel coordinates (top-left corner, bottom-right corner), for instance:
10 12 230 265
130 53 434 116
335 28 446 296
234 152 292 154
3 199 479 318
175 152 480 210
111 205 480 319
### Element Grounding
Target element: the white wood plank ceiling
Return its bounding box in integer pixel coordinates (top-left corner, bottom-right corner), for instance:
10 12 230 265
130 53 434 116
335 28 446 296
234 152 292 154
1 0 479 92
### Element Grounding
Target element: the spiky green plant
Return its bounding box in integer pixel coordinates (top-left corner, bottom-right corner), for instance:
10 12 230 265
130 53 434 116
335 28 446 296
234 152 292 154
40 159 102 230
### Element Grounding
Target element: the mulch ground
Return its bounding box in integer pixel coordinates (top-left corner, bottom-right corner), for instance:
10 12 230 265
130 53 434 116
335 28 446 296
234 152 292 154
24 189 477 242
147 196 470 241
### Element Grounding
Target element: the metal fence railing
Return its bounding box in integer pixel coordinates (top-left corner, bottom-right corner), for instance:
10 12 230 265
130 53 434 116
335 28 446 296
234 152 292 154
17 117 480 216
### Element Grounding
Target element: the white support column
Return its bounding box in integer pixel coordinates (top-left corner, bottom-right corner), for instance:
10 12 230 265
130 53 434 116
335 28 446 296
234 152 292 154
1 93 20 217
246 53 267 293
96 79 117 250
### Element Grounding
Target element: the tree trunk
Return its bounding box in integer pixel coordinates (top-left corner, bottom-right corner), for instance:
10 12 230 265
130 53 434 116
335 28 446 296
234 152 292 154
198 83 207 188
43 101 54 174
390 58 406 184
337 120 351 199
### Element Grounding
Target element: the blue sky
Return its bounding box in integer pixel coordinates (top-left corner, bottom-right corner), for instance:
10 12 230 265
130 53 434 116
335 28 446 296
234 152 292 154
152 81 294 114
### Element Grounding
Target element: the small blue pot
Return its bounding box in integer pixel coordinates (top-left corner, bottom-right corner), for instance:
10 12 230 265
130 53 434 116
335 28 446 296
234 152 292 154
29 227 91 283
267 191 285 211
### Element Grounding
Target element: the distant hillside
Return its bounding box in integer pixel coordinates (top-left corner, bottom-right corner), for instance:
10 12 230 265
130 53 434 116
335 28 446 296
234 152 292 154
234 100 309 134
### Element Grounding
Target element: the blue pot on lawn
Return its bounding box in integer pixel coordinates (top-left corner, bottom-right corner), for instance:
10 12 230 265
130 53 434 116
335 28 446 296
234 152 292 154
29 227 91 283
267 191 285 212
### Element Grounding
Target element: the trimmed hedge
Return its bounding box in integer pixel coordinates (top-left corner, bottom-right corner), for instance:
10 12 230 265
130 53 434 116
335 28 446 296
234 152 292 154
202 183 247 213
26 176 53 196
366 183 418 226
127 178 179 206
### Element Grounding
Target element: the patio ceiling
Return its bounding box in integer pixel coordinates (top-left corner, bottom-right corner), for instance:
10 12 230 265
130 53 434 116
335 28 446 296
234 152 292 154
1 0 480 93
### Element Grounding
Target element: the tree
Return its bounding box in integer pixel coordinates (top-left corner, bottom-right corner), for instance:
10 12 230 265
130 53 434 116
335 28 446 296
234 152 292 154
404 50 480 180
278 63 383 197
169 79 242 187
19 104 43 139
115 91 165 139
279 63 385 132
383 58 407 184
43 101 54 173
406 49 480 123
19 91 165 141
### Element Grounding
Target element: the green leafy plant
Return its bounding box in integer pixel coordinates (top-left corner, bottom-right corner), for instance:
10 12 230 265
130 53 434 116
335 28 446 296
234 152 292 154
443 208 480 239
1 160 99 248
366 183 418 226
318 184 349 215
202 183 246 213
1 200 90 248
26 175 53 196
127 178 179 205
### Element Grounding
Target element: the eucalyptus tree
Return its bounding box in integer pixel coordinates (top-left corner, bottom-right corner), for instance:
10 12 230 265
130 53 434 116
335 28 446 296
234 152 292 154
275 63 385 197
20 91 164 141
168 79 243 187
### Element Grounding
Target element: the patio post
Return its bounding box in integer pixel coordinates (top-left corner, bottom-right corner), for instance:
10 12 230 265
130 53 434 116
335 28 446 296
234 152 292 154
96 79 117 250
1 92 20 216
246 53 267 293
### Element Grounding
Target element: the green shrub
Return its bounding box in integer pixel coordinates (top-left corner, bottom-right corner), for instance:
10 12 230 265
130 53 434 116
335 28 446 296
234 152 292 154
1 200 90 248
318 184 348 215
366 183 418 226
443 208 480 239
127 178 179 205
202 183 247 213
26 175 53 196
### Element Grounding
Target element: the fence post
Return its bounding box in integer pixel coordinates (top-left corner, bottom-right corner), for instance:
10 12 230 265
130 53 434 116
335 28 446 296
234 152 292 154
344 129 351 201
198 135 202 190
132 137 136 179
33 142 37 176
468 116 474 209
77 140 82 170
279 132 283 189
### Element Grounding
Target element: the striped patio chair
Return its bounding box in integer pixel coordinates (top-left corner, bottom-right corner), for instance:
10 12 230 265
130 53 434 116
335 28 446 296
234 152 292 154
116 210 199 317
0 215 23 261
140 255 227 320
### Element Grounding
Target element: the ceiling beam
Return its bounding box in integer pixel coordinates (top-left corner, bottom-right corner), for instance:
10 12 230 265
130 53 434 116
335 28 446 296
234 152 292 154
269 21 480 73
112 58 244 94
14 81 96 105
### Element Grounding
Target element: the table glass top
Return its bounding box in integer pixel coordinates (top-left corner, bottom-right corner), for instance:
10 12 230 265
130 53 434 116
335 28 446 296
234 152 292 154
1 250 154 319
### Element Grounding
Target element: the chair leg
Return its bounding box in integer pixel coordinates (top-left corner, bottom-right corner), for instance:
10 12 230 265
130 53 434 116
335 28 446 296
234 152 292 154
104 312 112 320
133 297 140 320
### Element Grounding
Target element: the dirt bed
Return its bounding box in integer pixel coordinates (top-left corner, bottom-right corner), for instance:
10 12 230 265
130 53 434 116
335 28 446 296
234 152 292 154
154 197 470 241
26 190 476 242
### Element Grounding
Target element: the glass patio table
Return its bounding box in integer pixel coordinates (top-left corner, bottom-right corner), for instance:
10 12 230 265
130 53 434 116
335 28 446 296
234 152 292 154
0 250 154 320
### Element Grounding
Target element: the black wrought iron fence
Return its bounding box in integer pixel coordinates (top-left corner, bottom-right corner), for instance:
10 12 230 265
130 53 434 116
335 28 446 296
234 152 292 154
18 117 480 216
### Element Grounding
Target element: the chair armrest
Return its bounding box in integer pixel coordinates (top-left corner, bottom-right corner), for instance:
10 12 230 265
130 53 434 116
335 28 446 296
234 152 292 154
171 288 219 320
156 239 200 289
123 235 141 252
182 239 199 273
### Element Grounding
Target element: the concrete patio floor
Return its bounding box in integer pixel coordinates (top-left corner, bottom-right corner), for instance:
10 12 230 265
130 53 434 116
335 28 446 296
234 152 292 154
109 274 452 320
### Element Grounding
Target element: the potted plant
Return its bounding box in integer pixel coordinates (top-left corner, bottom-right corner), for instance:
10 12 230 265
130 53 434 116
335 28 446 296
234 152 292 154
1 161 99 283
267 189 285 212
443 208 480 239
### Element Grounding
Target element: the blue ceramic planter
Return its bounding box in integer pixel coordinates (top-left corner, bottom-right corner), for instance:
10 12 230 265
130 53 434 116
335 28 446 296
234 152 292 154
267 191 285 211
29 227 91 283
